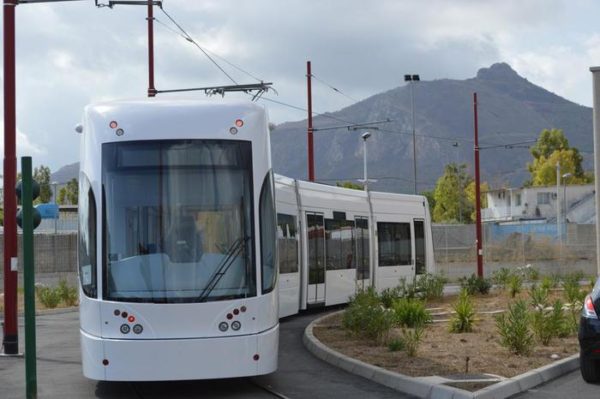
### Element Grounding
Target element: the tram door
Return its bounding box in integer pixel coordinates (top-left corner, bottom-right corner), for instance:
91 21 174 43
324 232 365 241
306 213 325 305
414 219 426 275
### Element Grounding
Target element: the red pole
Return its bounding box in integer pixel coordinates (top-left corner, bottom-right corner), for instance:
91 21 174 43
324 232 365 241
473 92 483 277
147 1 156 97
2 0 19 355
307 61 314 182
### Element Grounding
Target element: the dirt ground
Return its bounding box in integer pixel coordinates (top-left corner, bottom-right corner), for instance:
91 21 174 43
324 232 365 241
313 289 580 379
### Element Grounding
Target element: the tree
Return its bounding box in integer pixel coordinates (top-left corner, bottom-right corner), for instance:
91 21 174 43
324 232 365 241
432 163 472 223
527 129 591 186
465 181 490 222
33 165 52 204
58 178 78 205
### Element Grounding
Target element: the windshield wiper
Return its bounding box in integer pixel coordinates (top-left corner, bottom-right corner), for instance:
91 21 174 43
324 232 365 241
197 236 249 302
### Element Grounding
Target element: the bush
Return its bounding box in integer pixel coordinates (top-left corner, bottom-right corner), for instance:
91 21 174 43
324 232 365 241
449 288 476 333
523 265 540 282
57 279 78 306
393 298 431 328
402 327 424 357
528 284 549 310
343 287 394 344
540 276 556 291
508 273 523 298
380 287 399 308
495 300 533 355
532 299 567 345
388 337 405 352
37 286 61 309
415 273 446 300
562 274 586 334
492 268 512 290
459 274 491 295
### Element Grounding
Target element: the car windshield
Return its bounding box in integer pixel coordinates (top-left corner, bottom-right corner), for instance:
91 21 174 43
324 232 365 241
102 140 255 303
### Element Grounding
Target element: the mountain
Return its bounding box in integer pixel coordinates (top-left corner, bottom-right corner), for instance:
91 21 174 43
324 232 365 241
270 62 593 193
53 63 594 193
51 162 78 183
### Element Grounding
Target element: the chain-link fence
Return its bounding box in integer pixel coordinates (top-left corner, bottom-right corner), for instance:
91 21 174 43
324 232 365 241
433 222 598 280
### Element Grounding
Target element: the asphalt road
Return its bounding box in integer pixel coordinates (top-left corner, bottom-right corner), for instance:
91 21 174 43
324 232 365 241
0 310 411 399
513 368 600 398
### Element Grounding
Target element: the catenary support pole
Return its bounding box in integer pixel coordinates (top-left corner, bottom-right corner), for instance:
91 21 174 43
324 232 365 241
473 92 483 277
147 0 156 97
22 157 37 399
307 61 314 182
589 67 600 276
2 0 19 356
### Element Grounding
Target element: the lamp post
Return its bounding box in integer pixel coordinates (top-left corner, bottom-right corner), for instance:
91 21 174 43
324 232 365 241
404 74 420 194
361 132 371 191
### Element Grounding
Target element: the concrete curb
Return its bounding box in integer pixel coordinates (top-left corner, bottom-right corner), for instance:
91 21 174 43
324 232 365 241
304 311 580 399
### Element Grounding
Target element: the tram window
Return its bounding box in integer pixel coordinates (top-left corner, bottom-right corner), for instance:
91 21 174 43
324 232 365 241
277 214 298 274
325 218 355 270
78 175 97 298
102 140 256 303
377 222 411 266
260 172 277 293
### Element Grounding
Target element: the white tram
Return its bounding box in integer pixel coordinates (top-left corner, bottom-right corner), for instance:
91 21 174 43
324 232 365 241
78 99 435 381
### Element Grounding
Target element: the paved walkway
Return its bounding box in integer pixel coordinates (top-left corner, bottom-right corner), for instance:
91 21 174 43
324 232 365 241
0 310 412 399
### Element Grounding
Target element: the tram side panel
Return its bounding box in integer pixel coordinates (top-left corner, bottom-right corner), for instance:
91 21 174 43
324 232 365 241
370 192 430 292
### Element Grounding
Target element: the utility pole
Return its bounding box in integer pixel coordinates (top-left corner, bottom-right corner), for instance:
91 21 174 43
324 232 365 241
2 0 18 356
307 61 314 181
556 161 561 242
147 0 156 97
473 92 483 278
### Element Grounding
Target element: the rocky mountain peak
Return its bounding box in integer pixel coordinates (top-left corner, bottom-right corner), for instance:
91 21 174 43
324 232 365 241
476 62 523 82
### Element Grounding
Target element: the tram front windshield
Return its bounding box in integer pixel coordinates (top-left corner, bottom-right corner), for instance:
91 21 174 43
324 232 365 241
102 140 255 303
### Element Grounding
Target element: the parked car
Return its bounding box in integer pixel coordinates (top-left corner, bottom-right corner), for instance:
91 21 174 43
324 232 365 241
579 277 600 382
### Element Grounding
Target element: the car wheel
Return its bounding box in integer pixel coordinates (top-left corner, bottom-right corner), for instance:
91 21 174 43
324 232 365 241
580 352 600 383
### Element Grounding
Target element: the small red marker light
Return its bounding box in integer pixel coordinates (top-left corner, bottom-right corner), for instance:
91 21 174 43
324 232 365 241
109 121 118 129
253 354 260 361
233 309 239 315
227 313 233 320
128 315 135 323
235 119 244 127
102 359 109 366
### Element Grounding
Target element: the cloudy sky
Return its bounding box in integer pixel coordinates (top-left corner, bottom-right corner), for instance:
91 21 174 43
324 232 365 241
2 0 600 174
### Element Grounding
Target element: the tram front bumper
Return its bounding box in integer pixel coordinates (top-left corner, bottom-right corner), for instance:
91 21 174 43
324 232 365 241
80 324 279 381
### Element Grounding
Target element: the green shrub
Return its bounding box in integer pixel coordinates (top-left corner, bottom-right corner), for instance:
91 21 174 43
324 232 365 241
37 286 61 309
449 288 476 333
415 273 446 300
459 274 491 295
393 298 431 328
528 284 549 310
492 268 512 290
495 300 533 355
540 276 555 291
402 327 424 357
343 287 394 344
380 287 402 308
523 265 540 282
562 275 586 335
388 337 405 352
508 273 523 298
57 279 78 306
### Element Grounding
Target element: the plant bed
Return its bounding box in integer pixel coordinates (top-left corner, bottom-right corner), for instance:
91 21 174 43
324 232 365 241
313 290 579 384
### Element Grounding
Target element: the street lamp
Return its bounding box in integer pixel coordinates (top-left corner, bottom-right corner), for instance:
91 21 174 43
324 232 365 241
405 74 420 194
361 132 371 191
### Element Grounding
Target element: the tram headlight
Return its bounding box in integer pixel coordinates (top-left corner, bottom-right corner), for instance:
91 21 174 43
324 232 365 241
231 321 241 331
218 322 229 332
229 127 238 135
120 324 131 334
133 324 143 334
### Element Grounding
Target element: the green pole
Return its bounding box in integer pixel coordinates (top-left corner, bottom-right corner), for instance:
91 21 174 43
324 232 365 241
22 156 37 399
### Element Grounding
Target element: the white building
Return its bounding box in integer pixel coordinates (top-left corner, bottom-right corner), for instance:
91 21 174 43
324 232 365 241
483 184 595 224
